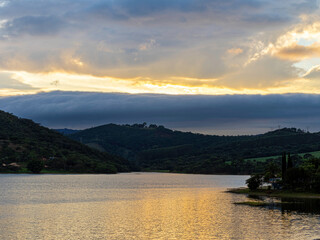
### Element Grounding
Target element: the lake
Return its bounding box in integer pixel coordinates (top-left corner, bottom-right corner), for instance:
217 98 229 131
0 173 319 239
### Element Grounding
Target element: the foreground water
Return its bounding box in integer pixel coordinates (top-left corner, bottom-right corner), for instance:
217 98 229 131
0 173 319 240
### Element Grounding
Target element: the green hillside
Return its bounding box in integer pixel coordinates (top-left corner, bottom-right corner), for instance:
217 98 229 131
0 111 130 173
245 151 320 163
68 124 320 174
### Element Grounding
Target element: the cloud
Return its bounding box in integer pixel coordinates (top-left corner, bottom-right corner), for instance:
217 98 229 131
227 48 243 56
139 39 156 51
0 1 8 8
303 65 320 79
2 15 64 37
242 13 290 26
1 91 320 135
86 0 263 19
276 42 320 60
0 72 36 90
217 56 300 88
293 0 319 12
0 0 319 94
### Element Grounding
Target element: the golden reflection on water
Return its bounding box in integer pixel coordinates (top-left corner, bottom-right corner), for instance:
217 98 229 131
0 173 320 240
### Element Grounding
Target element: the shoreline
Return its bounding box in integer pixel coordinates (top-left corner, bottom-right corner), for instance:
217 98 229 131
0 170 250 175
227 187 320 199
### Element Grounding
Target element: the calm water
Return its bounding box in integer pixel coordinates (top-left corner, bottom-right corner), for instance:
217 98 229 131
0 173 320 240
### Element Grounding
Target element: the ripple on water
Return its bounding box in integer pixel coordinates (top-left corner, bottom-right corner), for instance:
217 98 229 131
0 173 319 240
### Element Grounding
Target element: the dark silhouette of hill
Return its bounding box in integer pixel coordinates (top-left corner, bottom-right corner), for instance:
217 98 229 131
55 128 80 135
68 124 320 174
0 111 130 173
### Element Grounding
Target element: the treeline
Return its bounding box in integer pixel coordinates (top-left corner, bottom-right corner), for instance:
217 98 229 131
247 152 320 192
283 153 320 191
67 124 320 174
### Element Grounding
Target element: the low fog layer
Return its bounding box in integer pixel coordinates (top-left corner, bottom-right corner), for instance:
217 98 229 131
1 91 319 135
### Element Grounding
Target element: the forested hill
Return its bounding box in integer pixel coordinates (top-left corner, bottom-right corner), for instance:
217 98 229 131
67 124 320 174
0 111 130 173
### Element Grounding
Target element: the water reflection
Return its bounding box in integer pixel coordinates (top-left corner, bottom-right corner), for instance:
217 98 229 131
0 173 320 240
280 198 320 214
247 194 320 215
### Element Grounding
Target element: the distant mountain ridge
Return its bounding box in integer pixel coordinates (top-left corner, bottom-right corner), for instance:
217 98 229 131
55 128 80 135
67 124 320 174
0 111 130 173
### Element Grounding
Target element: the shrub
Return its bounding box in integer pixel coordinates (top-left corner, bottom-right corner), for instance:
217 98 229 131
27 159 44 173
246 174 263 190
95 162 117 174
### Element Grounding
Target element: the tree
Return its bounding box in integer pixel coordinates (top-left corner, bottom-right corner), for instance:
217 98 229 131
287 153 293 169
266 162 279 177
312 170 320 192
246 174 263 190
285 167 308 190
282 152 287 179
263 162 279 183
27 159 44 173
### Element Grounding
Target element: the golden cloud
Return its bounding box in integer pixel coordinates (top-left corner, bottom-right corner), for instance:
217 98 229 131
245 22 320 64
275 42 320 60
227 48 243 56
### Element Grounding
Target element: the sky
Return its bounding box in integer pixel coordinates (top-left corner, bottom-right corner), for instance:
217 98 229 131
1 0 320 134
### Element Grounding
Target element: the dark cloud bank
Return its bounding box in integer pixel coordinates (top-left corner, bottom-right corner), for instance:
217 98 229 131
1 91 320 135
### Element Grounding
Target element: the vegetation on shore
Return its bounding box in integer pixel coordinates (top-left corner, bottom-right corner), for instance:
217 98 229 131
234 201 269 206
66 123 320 174
0 111 131 174
228 188 320 199
246 152 320 191
229 152 320 204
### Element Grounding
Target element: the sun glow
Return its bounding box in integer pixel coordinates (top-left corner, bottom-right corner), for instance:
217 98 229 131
1 70 320 97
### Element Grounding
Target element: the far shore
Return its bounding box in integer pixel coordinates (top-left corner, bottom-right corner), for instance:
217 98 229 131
0 169 250 175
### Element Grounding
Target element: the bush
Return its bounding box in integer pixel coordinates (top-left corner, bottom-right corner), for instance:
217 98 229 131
312 171 320 192
27 159 44 173
95 162 117 174
246 174 263 190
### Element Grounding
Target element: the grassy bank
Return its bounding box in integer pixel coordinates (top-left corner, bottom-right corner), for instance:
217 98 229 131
227 187 320 199
234 201 269 206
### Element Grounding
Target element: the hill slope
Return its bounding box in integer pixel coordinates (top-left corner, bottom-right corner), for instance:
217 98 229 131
0 111 130 173
69 124 320 174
